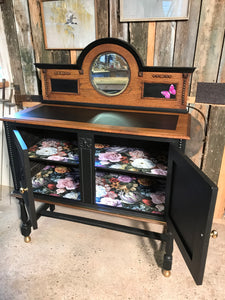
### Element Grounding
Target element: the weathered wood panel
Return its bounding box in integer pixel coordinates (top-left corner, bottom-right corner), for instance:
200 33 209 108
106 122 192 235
191 0 225 95
214 146 225 218
1 0 25 94
13 0 38 94
173 0 201 67
154 22 176 66
110 0 128 40
96 0 109 39
202 106 225 184
28 0 53 64
217 36 225 83
129 22 148 65
185 103 209 167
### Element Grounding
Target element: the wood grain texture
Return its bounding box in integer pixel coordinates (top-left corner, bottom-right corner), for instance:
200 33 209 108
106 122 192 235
173 0 201 67
202 106 225 184
217 36 225 83
147 22 156 66
110 0 128 40
185 103 209 167
1 0 25 93
13 0 38 94
191 0 225 96
154 21 176 66
96 0 109 39
214 146 225 218
129 22 148 65
27 0 52 64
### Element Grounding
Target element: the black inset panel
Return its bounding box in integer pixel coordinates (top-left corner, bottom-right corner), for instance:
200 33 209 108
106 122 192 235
51 79 78 93
144 83 177 99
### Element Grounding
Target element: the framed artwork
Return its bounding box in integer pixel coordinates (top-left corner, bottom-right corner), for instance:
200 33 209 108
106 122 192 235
40 0 96 49
120 0 190 22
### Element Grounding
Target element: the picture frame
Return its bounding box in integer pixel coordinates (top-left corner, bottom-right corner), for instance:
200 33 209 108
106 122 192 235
120 0 190 22
40 0 96 49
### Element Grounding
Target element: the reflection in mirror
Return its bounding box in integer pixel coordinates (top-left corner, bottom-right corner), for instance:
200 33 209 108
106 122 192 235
90 52 130 96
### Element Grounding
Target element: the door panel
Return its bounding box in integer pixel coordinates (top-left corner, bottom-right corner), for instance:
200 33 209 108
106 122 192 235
13 130 37 229
166 145 217 285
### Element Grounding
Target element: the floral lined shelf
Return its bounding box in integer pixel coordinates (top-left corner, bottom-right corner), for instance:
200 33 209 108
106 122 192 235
96 171 165 215
32 165 80 200
95 144 167 176
28 138 79 164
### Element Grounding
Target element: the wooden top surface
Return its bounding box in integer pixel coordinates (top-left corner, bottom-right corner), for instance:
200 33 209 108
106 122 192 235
1 104 191 139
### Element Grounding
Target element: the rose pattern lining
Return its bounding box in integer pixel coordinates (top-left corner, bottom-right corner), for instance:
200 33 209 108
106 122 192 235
95 144 167 176
96 171 165 215
32 165 80 200
28 138 79 163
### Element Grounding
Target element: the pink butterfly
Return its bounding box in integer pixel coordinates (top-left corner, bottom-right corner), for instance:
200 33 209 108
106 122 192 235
161 84 176 99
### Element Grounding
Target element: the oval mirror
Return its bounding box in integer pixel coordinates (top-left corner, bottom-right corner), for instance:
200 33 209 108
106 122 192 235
90 52 130 96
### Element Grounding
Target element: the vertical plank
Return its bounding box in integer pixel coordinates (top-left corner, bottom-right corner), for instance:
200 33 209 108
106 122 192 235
110 0 128 41
52 50 70 64
202 106 225 184
185 103 209 167
129 22 148 65
1 0 25 94
154 22 176 66
173 0 201 67
191 0 225 95
217 35 225 83
13 0 38 94
70 51 77 64
214 146 225 219
146 22 155 66
28 0 53 64
96 0 109 39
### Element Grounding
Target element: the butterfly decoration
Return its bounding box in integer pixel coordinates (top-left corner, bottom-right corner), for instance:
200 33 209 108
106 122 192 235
161 84 176 99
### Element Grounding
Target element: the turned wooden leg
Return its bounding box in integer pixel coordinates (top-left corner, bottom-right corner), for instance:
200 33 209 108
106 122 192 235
50 204 55 212
18 198 32 243
162 231 173 277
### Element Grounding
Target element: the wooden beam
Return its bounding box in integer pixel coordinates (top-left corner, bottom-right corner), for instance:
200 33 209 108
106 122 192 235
146 22 155 66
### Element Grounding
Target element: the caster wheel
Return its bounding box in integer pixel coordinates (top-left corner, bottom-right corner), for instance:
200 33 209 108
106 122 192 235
24 236 31 243
162 269 171 277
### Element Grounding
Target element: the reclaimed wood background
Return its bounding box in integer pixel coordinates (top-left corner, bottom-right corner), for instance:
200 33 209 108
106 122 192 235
0 0 225 217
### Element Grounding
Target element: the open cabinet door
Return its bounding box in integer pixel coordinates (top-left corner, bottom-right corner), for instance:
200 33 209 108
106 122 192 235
13 130 37 229
166 145 217 285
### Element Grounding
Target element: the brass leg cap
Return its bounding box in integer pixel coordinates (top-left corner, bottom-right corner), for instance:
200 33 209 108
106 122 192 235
162 269 171 277
24 236 31 243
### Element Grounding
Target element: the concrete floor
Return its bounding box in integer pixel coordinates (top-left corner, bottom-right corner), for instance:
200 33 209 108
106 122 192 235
0 185 225 300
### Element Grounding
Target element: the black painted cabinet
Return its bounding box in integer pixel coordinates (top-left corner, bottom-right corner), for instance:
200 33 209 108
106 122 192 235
4 121 217 285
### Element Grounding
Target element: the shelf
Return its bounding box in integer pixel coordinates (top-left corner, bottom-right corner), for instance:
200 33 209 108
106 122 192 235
96 171 165 215
32 165 80 200
28 138 79 164
95 143 168 176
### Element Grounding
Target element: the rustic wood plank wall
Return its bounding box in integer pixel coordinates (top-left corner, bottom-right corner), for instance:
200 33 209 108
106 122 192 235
0 0 224 216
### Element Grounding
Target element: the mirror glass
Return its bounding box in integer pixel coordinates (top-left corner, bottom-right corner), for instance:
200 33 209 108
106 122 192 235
90 52 130 96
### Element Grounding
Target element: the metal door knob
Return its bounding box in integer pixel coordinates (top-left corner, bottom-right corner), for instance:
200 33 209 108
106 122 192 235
20 187 28 194
210 229 218 239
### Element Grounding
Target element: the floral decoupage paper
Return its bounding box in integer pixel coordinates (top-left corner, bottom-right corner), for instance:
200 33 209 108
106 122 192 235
28 139 79 164
95 144 168 176
96 171 165 215
32 165 80 200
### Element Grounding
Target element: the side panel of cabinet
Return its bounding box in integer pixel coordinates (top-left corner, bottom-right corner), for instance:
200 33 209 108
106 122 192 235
166 145 217 285
12 129 37 229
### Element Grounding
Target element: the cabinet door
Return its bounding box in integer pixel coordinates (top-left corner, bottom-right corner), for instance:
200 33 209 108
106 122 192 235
13 130 37 229
166 145 217 285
